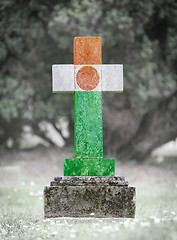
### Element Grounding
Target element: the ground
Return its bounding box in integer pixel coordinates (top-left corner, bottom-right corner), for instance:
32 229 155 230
0 147 177 240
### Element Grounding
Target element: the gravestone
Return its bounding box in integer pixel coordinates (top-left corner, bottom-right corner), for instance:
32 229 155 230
44 37 136 218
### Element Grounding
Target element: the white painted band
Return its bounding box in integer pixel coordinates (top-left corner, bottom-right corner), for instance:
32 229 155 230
52 64 123 92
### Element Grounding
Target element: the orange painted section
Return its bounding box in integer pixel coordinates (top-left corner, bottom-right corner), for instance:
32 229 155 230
76 66 100 91
74 37 102 65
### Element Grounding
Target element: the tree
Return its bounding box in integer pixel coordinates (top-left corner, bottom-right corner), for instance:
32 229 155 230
0 0 176 161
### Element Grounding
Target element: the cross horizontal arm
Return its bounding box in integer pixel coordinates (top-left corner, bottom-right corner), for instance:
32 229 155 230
102 65 123 92
52 64 123 92
52 64 74 92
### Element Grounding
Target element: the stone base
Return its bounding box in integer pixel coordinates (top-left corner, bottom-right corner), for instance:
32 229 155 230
64 159 115 176
44 177 136 218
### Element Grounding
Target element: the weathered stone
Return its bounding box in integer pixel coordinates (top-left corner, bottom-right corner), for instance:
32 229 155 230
51 176 128 186
44 176 136 218
64 158 115 176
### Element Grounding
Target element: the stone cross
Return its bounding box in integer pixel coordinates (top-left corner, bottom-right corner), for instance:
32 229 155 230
52 37 123 176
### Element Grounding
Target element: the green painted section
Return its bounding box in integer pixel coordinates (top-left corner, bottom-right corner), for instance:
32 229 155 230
64 158 115 176
63 91 115 176
74 91 103 159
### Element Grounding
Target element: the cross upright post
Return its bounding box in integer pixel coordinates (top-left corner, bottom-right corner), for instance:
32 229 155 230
52 37 123 176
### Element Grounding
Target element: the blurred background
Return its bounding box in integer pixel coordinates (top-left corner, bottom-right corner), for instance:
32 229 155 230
1 2 177 238
0 0 177 164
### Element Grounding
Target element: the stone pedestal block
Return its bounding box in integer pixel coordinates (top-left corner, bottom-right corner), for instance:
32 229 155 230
44 177 136 218
64 158 115 176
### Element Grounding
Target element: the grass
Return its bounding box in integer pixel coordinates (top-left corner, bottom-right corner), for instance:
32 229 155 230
0 147 177 239
0 179 177 240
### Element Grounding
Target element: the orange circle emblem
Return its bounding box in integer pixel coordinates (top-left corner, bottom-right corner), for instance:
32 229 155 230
76 66 100 91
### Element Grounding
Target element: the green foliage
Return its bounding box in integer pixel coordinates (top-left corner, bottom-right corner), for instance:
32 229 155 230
0 0 176 148
0 77 34 121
